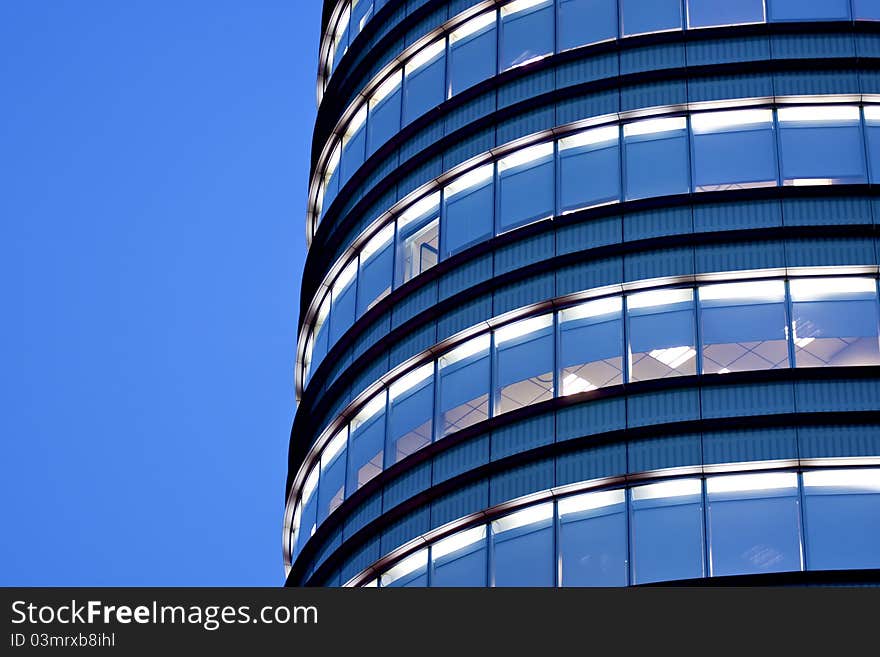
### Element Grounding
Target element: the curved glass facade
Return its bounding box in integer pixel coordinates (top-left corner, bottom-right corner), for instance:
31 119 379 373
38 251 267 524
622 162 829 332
290 1 880 587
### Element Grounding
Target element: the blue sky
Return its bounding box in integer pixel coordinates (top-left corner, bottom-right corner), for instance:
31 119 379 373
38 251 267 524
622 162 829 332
0 1 320 585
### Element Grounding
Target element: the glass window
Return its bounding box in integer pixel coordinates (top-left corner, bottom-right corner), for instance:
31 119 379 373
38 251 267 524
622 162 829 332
621 0 682 36
438 335 491 437
559 490 628 586
367 71 402 156
350 0 373 39
318 429 348 524
687 0 765 28
431 526 488 587
699 280 789 374
863 106 880 183
347 393 386 495
380 549 428 587
448 12 497 96
395 193 439 287
293 466 320 558
558 126 621 213
691 109 777 192
340 106 367 184
790 277 880 368
319 143 342 219
624 117 690 200
803 469 880 571
305 293 332 383
329 5 351 75
386 363 434 466
854 0 880 19
357 224 394 317
631 480 704 584
707 472 802 577
778 106 866 185
769 0 851 21
500 0 554 71
329 260 358 345
558 0 617 51
497 142 554 233
492 504 554 587
559 296 624 394
442 164 494 257
495 314 554 414
403 40 446 126
628 289 697 382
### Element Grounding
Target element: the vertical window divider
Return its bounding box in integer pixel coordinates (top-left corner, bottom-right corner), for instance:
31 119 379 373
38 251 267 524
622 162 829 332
682 0 690 31
701 476 712 578
553 498 561 587
552 310 561 399
489 330 498 419
784 278 798 369
625 486 634 585
622 293 632 384
687 114 698 194
487 522 495 587
427 544 435 587
772 107 784 187
553 138 561 221
493 159 501 244
431 358 441 445
796 471 809 572
694 285 705 376
444 32 453 100
382 384 392 471
859 105 873 183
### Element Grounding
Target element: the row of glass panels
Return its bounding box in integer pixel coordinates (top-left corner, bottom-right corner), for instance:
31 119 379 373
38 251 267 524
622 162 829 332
305 103 880 384
354 468 880 587
292 273 880 560
315 0 880 224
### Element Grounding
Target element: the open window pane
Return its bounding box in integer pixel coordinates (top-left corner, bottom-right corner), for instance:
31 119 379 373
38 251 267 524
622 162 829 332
707 472 802 577
432 526 488 587
631 480 704 584
395 193 439 286
357 224 394 317
803 469 880 571
386 364 434 466
558 126 621 212
624 117 689 200
403 40 446 125
699 280 789 374
495 314 554 415
438 335 491 437
347 394 386 495
318 429 348 524
449 12 497 95
443 164 494 257
367 71 402 156
498 142 554 232
500 0 554 71
559 490 628 586
559 297 624 394
790 278 880 368
558 0 617 51
769 0 851 21
691 109 777 192
628 289 697 381
340 107 367 184
329 260 358 345
492 504 554 587
621 0 682 36
380 549 428 588
778 106 866 185
687 0 765 28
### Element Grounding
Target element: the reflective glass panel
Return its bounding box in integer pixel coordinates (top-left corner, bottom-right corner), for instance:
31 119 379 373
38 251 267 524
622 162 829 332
621 0 682 36
340 107 367 184
448 12 497 95
443 164 494 257
628 289 697 381
380 549 428 587
294 466 320 557
395 193 440 286
386 364 434 466
329 5 351 75
778 106 866 185
559 490 628 586
367 71 402 156
558 0 617 51
432 526 488 587
306 293 332 382
631 480 704 584
350 0 373 39
707 472 802 577
495 314 554 414
320 144 342 218
559 297 624 394
789 278 880 367
624 117 690 200
769 0 851 21
357 224 394 317
854 0 880 19
691 109 777 192
492 504 554 587
500 0 554 71
558 126 621 212
863 106 880 183
329 260 358 345
699 280 789 374
318 429 348 523
346 393 386 494
803 469 880 571
438 335 491 437
687 0 765 28
498 142 554 233
403 40 446 126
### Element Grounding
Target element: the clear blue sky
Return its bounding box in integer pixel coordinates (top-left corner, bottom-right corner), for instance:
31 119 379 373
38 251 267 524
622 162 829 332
0 1 320 585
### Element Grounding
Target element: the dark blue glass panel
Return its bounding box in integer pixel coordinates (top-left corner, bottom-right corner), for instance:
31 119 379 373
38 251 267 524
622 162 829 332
498 145 554 232
769 0 851 21
559 491 628 586
366 76 402 156
692 110 777 191
558 0 617 51
621 0 682 36
628 290 697 381
854 0 880 19
432 528 488 587
350 0 373 39
347 399 386 494
559 127 620 212
386 366 434 465
403 46 446 125
500 0 554 70
492 506 554 587
438 337 491 437
294 477 319 557
687 0 765 28
449 14 497 95
864 109 880 183
340 115 367 184
442 167 494 257
318 434 347 524
329 265 357 345
631 481 704 584
624 119 690 200
778 108 866 184
381 551 428 588
321 161 341 219
559 298 624 394
357 227 394 317
495 316 554 414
